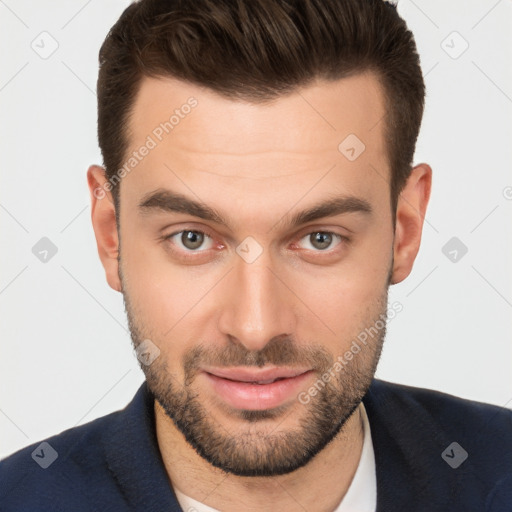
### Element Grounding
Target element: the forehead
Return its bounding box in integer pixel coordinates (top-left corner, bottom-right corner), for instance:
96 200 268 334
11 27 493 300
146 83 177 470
129 72 386 159
121 72 389 223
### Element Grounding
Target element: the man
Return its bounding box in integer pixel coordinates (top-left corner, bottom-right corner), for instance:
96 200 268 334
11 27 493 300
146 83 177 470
1 0 511 510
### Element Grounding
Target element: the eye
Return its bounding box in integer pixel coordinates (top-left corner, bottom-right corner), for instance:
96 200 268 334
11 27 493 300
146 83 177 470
165 230 214 251
296 231 345 251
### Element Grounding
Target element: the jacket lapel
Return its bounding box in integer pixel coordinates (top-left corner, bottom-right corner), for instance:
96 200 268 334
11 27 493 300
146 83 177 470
102 382 183 511
363 379 484 511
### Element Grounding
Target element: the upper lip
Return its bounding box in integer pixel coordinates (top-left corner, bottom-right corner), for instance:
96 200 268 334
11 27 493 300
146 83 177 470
202 366 311 383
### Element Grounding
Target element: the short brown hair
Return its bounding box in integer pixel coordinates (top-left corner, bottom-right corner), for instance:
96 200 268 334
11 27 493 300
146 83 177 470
97 0 425 216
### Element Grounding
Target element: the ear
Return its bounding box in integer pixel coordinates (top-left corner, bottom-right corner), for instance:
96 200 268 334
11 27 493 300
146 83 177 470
87 165 122 292
390 163 432 285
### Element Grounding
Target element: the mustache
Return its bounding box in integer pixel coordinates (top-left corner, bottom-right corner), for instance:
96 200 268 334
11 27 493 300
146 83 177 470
182 335 334 375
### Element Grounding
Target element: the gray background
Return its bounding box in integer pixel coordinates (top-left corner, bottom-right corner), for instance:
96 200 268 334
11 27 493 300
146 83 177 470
1 0 511 458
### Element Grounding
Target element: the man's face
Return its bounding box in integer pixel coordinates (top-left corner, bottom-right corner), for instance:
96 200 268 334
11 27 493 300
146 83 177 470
116 73 395 476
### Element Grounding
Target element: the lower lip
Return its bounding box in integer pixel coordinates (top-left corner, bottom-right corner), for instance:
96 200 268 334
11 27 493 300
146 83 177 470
203 370 313 410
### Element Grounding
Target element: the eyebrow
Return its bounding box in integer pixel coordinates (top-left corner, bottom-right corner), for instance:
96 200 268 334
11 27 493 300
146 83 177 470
138 188 372 230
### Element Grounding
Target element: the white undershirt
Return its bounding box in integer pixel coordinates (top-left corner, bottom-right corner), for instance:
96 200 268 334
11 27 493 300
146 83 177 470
173 402 377 512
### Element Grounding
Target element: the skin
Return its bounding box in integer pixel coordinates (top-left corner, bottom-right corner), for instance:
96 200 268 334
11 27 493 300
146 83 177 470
88 72 431 511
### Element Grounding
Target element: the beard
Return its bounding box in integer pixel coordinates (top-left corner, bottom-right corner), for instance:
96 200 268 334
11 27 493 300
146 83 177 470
122 283 388 478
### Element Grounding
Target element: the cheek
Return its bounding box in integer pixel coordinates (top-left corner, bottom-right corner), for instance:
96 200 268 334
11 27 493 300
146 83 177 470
292 235 391 341
293 273 384 341
120 232 224 341
120 232 180 336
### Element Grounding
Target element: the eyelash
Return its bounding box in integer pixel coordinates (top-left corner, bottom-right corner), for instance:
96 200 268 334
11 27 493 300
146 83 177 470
162 228 350 260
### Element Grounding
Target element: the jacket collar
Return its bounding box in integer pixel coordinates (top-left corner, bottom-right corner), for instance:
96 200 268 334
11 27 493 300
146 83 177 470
102 381 182 511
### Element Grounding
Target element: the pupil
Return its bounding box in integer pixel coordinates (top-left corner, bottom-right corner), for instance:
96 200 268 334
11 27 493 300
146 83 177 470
183 231 203 249
312 232 331 250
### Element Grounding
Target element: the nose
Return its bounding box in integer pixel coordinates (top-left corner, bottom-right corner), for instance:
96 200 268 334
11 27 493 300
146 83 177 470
217 248 296 352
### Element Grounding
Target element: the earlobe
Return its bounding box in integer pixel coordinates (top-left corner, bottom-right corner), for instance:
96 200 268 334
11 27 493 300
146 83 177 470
87 165 122 292
390 163 432 285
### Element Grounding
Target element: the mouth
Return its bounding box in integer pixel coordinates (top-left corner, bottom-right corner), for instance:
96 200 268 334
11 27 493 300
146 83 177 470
201 366 314 411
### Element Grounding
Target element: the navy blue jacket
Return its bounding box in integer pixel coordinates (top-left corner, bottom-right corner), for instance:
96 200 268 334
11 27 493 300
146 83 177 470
1 379 511 511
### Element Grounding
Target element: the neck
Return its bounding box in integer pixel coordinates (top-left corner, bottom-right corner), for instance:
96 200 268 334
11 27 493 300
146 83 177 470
155 401 365 512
